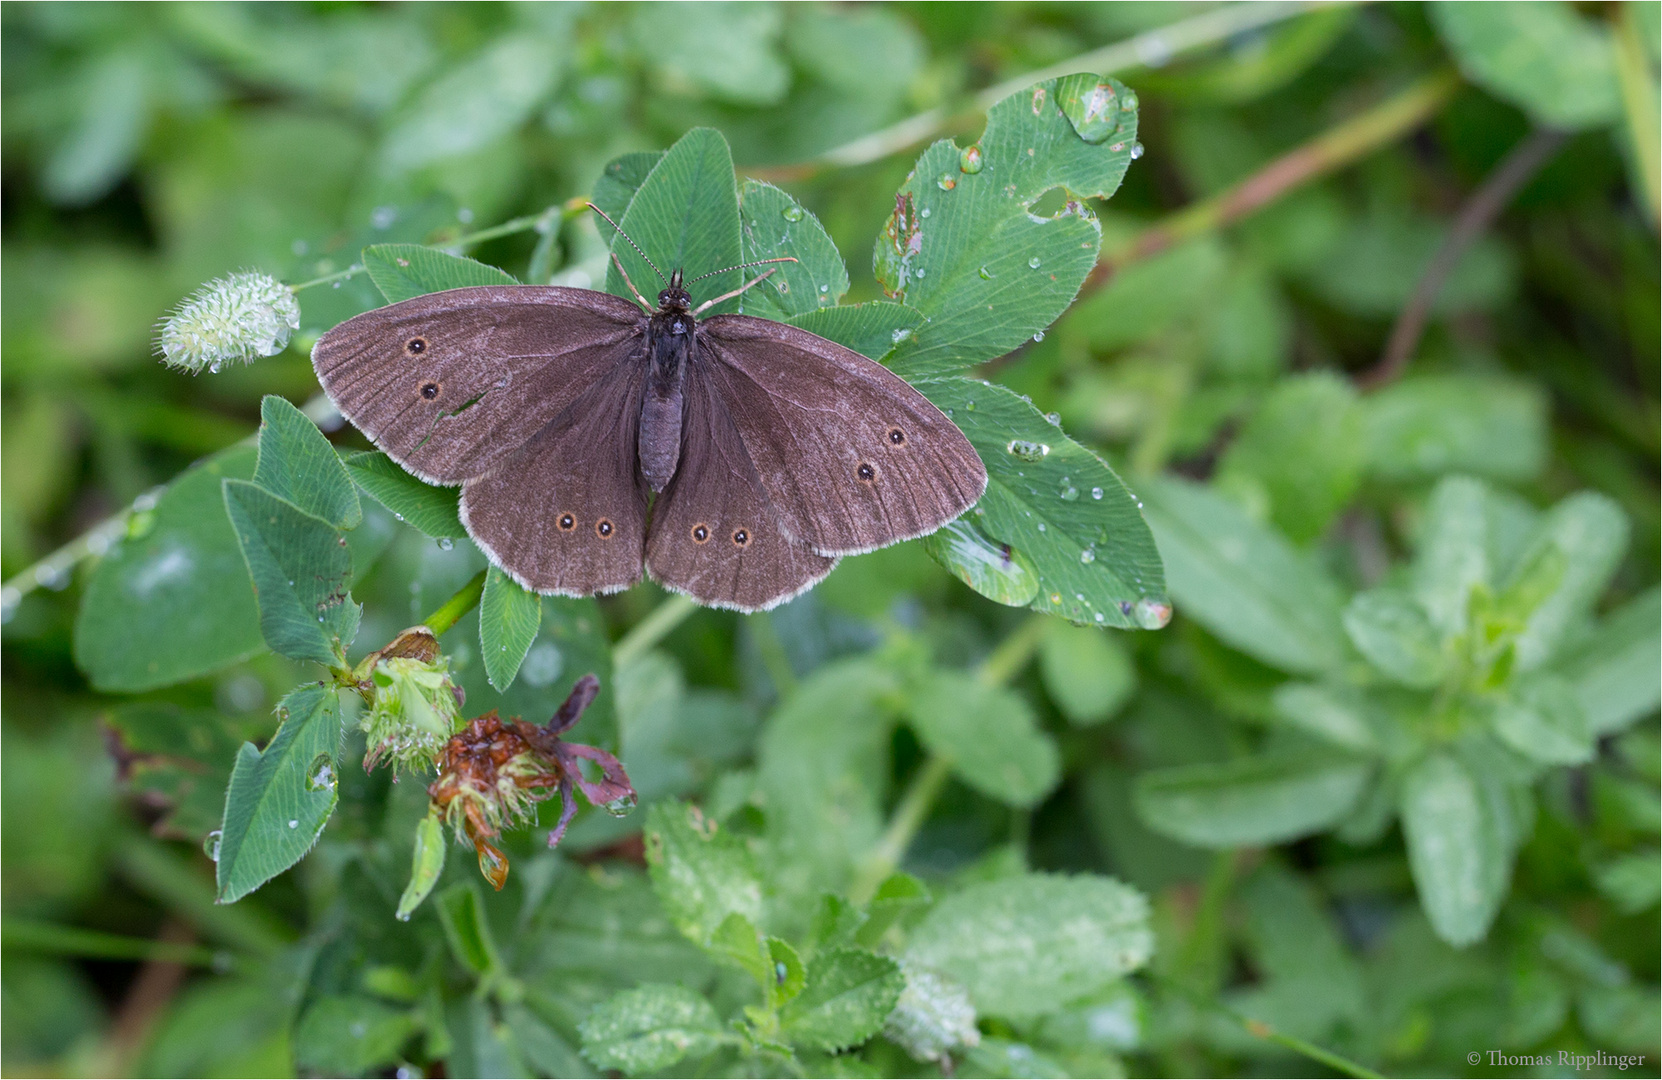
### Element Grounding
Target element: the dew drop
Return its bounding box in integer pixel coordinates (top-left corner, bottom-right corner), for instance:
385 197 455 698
604 793 638 817
1134 598 1173 630
1032 330 1045 342
1121 90 1140 112
915 268 926 278
1080 547 1096 564
819 284 829 293
936 173 957 190
960 145 984 173
891 327 913 345
1129 142 1145 161
1091 486 1104 500
1037 522 1047 532
965 399 975 411
782 205 804 222
287 819 299 829
1045 412 1061 426
1005 439 1050 461
920 207 931 219
1028 257 1042 269
921 518 1039 606
1095 611 1106 623
436 537 454 551
204 830 222 862
979 266 994 279
305 753 335 792
1059 481 1079 501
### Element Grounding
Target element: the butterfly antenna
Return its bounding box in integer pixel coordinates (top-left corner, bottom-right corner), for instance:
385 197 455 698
687 256 798 284
586 202 668 285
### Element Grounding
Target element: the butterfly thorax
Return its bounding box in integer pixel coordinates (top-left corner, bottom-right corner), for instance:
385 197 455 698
638 272 697 493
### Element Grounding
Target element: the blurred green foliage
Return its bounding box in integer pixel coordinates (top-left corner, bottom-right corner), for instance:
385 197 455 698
3 3 1658 1077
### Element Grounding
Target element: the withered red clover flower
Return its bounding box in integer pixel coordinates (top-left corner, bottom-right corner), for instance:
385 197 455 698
427 674 634 889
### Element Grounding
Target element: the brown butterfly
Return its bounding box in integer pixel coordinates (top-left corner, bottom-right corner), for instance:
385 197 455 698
312 210 986 611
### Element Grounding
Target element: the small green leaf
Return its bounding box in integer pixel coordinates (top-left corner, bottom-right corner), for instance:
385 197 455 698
363 243 518 304
1343 588 1447 689
809 894 869 954
1554 587 1661 736
1489 675 1594 765
786 301 926 363
436 884 502 976
605 128 742 314
1133 753 1372 848
643 801 763 946
1413 475 1492 639
480 566 542 691
1039 620 1135 725
769 938 807 1007
1214 372 1361 544
706 911 772 986
877 74 1139 377
1271 683 1382 754
592 151 664 225
1400 751 1511 946
343 452 466 538
395 810 447 921
903 873 1152 1020
1363 375 1547 483
294 995 416 1077
904 671 1059 808
738 180 848 319
215 683 342 903
857 873 932 949
1432 2 1622 130
579 984 726 1076
1504 491 1629 670
780 948 905 1052
222 479 359 665
379 31 565 170
75 446 263 692
923 377 1165 627
1142 475 1348 675
251 395 360 529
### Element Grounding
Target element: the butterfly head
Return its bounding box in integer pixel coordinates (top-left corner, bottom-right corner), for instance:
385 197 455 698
657 269 692 315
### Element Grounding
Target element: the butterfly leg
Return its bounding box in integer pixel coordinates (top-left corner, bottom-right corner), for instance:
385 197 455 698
610 253 655 311
693 268 780 315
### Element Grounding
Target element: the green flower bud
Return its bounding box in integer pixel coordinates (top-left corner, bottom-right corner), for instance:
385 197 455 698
362 655 462 772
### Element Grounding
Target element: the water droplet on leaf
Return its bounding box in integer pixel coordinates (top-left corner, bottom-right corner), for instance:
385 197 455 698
920 518 1039 607
204 830 222 862
1091 486 1104 500
1080 547 1096 564
936 174 956 190
1028 257 1042 269
1055 74 1120 144
782 205 804 222
306 753 336 792
979 266 994 279
1006 439 1050 461
604 793 638 817
1133 598 1172 630
960 145 984 173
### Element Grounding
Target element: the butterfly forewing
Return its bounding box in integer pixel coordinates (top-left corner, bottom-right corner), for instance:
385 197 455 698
644 361 837 611
461 352 651 596
697 316 987 556
312 286 644 484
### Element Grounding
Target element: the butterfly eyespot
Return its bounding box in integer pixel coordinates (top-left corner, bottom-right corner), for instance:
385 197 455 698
731 528 750 547
406 337 428 355
691 524 711 544
557 513 576 532
888 428 906 446
856 462 877 483
420 382 440 399
595 518 615 539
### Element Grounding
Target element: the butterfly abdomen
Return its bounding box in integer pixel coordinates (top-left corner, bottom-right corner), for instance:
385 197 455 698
639 310 694 492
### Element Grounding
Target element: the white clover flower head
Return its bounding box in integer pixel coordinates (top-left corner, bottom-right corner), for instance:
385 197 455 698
362 656 462 772
884 963 981 1063
156 270 300 373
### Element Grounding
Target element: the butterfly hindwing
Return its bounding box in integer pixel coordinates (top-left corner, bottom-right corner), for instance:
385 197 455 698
697 316 987 556
644 359 837 611
461 352 651 597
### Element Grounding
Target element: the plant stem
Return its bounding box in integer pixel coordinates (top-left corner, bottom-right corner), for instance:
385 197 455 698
1613 4 1661 227
848 614 1049 902
612 593 700 669
1361 125 1566 390
759 1 1333 179
749 610 799 697
422 570 487 637
2 918 225 968
288 198 587 293
1151 972 1384 1079
1091 69 1461 283
850 756 953 905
